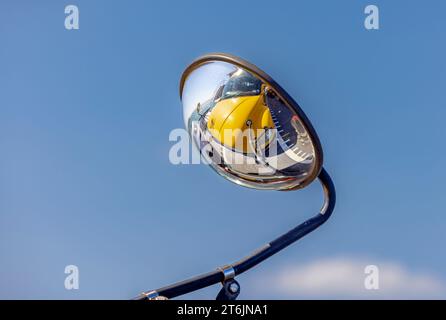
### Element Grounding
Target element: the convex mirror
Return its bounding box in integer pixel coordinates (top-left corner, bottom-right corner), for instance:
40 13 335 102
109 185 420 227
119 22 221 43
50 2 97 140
180 53 323 190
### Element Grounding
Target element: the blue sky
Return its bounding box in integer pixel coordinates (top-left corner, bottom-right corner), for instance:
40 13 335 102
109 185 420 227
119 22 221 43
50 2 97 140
1 0 446 299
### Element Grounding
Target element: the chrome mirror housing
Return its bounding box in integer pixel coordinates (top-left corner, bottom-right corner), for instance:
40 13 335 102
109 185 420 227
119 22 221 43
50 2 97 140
180 53 323 190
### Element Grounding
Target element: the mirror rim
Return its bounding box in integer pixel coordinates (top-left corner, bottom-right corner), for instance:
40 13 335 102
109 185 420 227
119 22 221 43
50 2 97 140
179 53 323 190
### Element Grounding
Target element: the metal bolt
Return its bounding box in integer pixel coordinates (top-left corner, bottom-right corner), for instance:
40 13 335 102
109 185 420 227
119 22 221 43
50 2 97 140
228 282 239 294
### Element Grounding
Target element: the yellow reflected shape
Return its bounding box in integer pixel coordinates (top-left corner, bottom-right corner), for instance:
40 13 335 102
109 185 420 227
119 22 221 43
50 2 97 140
207 94 274 152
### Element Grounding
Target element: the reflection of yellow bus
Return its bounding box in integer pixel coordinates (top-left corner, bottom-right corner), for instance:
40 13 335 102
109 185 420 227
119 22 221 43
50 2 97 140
207 70 274 153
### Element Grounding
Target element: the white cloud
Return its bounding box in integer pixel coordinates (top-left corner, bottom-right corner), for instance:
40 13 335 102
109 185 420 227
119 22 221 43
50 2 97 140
242 257 446 299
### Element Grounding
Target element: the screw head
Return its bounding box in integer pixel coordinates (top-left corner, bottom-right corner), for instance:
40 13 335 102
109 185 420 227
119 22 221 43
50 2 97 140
228 282 239 294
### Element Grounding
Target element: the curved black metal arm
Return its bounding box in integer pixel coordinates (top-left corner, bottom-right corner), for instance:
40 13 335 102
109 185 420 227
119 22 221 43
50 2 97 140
134 167 335 300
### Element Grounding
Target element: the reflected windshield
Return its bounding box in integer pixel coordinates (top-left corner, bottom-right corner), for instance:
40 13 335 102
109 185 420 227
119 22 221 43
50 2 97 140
221 71 261 100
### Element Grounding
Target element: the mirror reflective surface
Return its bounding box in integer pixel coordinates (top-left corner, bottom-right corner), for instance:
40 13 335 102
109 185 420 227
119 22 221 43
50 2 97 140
181 55 322 190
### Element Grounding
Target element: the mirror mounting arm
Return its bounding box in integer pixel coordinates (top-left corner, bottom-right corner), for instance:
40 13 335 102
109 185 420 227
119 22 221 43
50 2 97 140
134 167 335 300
